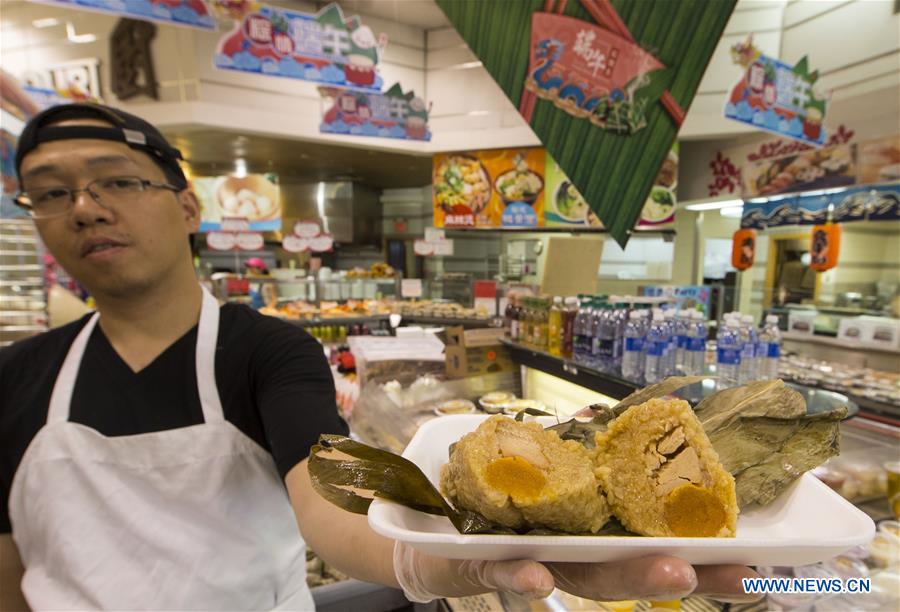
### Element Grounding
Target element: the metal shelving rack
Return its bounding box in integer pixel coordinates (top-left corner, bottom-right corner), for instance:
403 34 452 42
0 218 47 347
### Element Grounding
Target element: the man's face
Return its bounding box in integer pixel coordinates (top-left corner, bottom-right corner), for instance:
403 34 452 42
18 119 200 298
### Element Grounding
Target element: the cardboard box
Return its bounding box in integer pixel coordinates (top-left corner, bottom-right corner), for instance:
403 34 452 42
445 326 515 378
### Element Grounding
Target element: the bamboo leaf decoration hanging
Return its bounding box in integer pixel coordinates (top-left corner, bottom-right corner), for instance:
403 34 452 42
433 0 738 247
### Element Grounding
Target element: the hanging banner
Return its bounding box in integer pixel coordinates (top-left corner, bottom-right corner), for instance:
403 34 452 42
433 148 545 229
434 0 735 246
193 173 281 232
543 146 677 229
319 83 431 141
725 36 828 147
741 183 900 229
742 143 856 198
525 13 664 133
858 135 900 185
32 0 216 30
214 2 386 90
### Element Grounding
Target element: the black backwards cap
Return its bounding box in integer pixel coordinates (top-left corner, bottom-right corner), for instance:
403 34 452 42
15 103 188 189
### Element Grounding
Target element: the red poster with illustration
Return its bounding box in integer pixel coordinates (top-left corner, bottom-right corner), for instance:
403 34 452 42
524 13 664 131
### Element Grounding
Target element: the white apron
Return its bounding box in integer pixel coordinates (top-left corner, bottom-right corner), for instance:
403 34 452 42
8 288 314 611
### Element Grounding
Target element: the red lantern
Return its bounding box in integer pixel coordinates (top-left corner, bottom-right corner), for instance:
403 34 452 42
731 228 757 271
810 223 841 272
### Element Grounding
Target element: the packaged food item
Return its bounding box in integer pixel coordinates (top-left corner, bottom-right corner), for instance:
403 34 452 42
478 391 516 414
868 533 900 568
878 520 900 544
501 398 548 416
433 399 477 416
886 461 900 518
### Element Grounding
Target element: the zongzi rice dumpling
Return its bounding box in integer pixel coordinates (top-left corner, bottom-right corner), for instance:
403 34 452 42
594 398 738 537
440 415 610 533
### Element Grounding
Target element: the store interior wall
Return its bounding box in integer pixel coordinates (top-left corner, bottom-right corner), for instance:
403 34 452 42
737 221 900 321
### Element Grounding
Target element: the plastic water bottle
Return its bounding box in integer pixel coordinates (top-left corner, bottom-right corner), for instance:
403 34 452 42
672 310 687 374
758 314 782 380
622 310 645 382
717 317 742 389
684 310 707 376
739 314 758 382
611 305 626 374
644 311 667 383
588 300 606 371
573 297 589 364
659 309 675 377
598 303 618 373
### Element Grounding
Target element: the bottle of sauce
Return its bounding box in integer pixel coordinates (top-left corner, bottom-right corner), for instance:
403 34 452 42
548 296 563 356
505 293 518 339
518 298 529 346
534 297 549 350
561 296 578 358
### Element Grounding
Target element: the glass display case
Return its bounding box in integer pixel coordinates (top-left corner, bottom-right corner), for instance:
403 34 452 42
426 272 473 306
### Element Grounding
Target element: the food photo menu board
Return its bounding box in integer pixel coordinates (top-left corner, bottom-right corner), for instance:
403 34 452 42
432 148 545 229
193 173 282 232
433 145 678 231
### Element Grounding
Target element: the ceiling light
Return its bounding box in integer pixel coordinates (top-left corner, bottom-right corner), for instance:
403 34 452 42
719 205 745 218
66 23 96 44
233 158 247 178
447 60 483 70
33 18 61 28
684 198 744 211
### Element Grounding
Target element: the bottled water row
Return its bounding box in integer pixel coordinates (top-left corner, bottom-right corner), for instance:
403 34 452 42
716 313 782 388
570 298 709 384
634 308 708 384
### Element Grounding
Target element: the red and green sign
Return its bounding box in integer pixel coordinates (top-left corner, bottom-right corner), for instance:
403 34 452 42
319 83 431 141
725 37 828 147
434 0 735 246
214 2 386 90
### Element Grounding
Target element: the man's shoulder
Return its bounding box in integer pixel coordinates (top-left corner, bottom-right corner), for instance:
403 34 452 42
0 315 92 375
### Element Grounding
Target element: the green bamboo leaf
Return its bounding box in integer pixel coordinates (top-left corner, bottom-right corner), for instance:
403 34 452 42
613 375 708 412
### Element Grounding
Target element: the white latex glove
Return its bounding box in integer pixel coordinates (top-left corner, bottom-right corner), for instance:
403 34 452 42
393 541 554 603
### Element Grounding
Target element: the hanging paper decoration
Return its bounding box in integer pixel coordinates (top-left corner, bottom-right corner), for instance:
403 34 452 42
725 36 828 147
809 223 840 272
282 221 334 253
33 0 216 30
214 2 386 90
207 218 264 251
731 228 756 271
319 83 431 141
434 0 736 246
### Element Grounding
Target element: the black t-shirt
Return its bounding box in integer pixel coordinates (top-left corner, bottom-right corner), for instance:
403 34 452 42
0 304 348 533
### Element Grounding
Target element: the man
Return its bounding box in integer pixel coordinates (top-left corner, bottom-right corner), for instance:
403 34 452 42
0 103 759 609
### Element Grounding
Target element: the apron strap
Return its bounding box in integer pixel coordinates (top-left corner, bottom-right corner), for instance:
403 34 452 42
46 286 225 425
196 287 225 424
46 313 100 424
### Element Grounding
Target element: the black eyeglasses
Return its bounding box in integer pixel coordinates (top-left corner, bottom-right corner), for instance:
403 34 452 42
15 176 181 219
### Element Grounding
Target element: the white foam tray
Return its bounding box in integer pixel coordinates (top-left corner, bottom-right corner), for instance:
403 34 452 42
369 415 875 566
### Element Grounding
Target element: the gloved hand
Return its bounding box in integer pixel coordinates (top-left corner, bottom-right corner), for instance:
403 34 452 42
393 541 554 603
394 541 762 604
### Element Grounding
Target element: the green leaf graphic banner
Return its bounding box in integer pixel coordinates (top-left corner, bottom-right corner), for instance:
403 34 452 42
434 0 737 246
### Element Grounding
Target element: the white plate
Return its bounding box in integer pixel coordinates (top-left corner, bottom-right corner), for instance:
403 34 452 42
368 415 875 566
